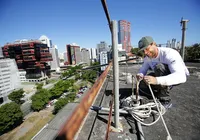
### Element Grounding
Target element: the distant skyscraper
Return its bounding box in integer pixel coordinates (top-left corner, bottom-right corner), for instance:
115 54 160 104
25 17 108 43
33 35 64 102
50 45 60 70
66 44 81 65
81 48 90 65
176 41 181 49
97 41 109 61
118 20 131 53
167 40 171 48
172 38 176 48
87 48 92 59
90 48 97 60
97 41 109 54
39 35 52 48
99 51 108 71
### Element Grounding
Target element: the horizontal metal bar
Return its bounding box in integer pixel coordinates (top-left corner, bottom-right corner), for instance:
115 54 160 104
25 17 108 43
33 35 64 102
82 57 139 70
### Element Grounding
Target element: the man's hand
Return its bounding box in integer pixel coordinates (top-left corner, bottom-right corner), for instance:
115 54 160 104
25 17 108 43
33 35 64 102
144 76 158 85
136 73 144 81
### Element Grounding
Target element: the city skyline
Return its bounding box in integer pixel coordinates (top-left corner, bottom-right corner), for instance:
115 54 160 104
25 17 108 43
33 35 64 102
0 0 199 53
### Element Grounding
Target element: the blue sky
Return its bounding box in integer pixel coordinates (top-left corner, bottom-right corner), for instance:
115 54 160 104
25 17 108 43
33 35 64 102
0 0 199 53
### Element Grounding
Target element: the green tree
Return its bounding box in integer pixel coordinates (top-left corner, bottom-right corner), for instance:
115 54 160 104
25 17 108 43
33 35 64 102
75 73 81 80
68 85 79 93
31 89 50 111
54 98 68 114
0 102 23 134
91 62 100 72
50 87 63 99
131 48 144 57
50 80 75 99
36 83 43 90
8 89 24 104
81 70 97 83
185 43 200 61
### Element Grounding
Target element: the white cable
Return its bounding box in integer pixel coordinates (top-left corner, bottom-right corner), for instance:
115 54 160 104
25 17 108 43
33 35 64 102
148 84 172 140
122 98 166 126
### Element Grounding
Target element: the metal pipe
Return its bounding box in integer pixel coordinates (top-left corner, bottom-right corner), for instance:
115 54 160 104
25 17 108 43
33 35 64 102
112 20 120 129
136 121 145 140
82 57 139 70
101 0 112 32
90 106 128 114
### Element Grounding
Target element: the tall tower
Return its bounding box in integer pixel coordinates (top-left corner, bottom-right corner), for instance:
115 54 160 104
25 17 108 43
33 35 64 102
49 45 60 70
96 41 108 61
66 43 81 65
118 20 131 53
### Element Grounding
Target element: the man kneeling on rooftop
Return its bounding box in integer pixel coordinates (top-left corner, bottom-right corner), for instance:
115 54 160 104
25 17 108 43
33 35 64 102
136 36 189 107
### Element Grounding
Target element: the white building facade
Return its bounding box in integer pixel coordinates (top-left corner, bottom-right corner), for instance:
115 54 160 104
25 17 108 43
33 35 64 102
99 51 108 71
19 71 27 82
0 59 21 103
50 45 60 71
90 48 97 60
81 48 90 65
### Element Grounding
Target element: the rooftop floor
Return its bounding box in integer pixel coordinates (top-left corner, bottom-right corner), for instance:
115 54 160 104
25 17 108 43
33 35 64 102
77 63 200 140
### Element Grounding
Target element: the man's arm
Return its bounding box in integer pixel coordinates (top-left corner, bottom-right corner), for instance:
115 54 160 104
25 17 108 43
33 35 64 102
156 52 187 86
138 57 150 75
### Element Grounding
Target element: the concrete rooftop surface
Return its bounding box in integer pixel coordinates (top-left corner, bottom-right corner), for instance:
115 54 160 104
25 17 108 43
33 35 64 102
76 63 200 140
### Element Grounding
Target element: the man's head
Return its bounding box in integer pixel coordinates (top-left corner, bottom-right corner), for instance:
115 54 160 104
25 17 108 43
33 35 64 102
138 36 158 58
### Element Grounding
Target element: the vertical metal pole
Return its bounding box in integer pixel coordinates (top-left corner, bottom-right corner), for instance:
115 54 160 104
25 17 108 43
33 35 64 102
112 20 119 128
180 18 189 61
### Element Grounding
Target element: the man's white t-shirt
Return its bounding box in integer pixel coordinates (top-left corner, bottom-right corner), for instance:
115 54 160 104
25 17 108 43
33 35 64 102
139 47 189 86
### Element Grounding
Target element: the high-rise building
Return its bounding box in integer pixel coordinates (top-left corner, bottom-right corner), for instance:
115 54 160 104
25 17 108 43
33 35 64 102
167 40 171 48
176 41 181 49
172 38 176 48
39 35 52 48
118 20 131 53
66 44 81 65
81 48 90 65
97 41 109 54
90 48 97 60
0 58 21 104
99 51 108 71
2 40 52 82
50 45 60 70
86 48 91 59
97 41 109 61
